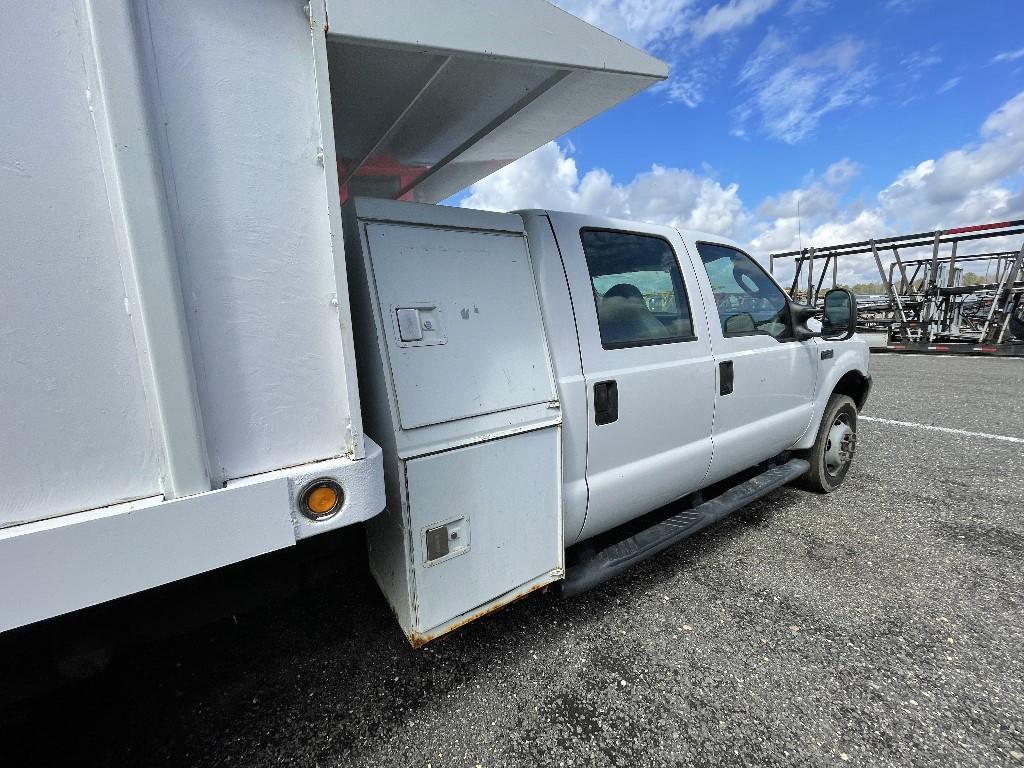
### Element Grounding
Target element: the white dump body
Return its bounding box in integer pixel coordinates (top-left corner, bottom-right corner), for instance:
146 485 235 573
2 1 367 527
3 4 165 525
0 1 385 633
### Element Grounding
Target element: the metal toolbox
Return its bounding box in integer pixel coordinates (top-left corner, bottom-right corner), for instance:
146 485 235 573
344 198 564 645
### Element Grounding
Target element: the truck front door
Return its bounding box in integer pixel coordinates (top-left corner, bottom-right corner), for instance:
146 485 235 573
686 240 818 484
552 218 717 542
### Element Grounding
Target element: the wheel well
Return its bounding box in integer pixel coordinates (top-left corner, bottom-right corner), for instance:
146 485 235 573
833 370 870 411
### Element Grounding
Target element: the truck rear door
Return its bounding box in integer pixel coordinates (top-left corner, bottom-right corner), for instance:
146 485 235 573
549 215 716 542
684 238 818 483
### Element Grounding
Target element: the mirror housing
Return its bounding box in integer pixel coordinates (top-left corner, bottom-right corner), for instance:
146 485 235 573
791 302 819 341
821 288 857 340
790 288 858 341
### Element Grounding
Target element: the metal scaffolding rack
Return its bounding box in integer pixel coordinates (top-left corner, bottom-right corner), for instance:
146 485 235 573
769 220 1024 356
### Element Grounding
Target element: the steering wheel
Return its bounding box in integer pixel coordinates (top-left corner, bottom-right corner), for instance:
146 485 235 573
732 264 764 296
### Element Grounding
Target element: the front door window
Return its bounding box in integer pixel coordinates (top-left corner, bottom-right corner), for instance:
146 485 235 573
695 242 792 340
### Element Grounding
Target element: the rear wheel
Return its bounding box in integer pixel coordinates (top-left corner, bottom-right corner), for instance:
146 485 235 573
797 394 857 493
1010 297 1024 341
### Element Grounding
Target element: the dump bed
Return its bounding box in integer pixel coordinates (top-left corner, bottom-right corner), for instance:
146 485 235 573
0 1 385 634
1 2 369 528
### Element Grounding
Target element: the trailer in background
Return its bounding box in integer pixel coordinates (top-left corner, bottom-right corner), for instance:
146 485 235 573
769 221 1024 356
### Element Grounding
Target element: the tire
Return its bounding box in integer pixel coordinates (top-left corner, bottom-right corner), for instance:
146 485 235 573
796 394 858 493
1010 297 1024 341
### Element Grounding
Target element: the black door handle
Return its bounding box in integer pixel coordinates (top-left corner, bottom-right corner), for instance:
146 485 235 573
719 361 734 396
594 380 618 425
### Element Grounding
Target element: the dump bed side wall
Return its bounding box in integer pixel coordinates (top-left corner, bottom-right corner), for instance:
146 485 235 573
0 2 162 526
1 0 363 526
140 0 357 484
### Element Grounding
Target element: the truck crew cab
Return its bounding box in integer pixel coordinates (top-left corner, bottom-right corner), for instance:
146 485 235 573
344 198 871 646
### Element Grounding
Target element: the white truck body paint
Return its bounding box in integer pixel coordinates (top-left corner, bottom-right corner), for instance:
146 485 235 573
677 233 820 482
1 2 163 526
516 210 869 550
83 0 212 499
544 212 717 544
0 438 384 636
327 0 669 76
793 340 871 451
344 199 563 644
518 214 592 545
0 480 294 634
139 0 358 483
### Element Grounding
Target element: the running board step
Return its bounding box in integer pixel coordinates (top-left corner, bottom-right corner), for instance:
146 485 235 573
559 458 810 598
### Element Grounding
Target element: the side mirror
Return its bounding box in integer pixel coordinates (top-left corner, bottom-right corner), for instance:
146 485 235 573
789 289 858 341
821 288 857 341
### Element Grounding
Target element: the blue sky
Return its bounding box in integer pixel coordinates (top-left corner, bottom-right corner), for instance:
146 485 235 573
454 0 1024 283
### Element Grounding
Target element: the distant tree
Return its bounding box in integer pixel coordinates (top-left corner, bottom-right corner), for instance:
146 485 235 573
844 281 885 294
835 271 991 294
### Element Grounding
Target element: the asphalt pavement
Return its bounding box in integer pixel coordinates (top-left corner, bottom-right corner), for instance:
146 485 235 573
2 354 1022 767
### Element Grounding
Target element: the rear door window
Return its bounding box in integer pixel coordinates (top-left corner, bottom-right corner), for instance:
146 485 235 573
580 229 695 349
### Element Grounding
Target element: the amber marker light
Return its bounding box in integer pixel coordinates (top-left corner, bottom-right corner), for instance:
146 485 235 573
299 478 343 520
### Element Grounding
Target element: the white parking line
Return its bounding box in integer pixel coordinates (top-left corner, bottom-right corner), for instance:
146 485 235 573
860 416 1024 444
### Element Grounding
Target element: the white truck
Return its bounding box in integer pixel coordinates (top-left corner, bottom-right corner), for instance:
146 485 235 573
1 0 869 649
343 198 869 644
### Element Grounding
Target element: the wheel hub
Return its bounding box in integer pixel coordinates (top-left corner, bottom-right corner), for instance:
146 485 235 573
823 417 855 475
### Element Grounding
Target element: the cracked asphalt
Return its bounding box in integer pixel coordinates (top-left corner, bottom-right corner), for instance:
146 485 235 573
2 354 1022 767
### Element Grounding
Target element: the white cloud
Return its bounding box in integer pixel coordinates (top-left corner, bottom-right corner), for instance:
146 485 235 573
458 92 1024 283
755 159 859 220
787 0 831 14
749 161 876 261
891 48 943 106
460 141 750 238
553 0 778 111
736 32 875 143
652 52 725 108
691 0 777 42
823 157 859 186
884 0 922 11
664 75 707 107
877 91 1024 227
901 50 942 73
758 93 1024 281
552 0 775 49
549 0 695 49
936 76 961 94
992 47 1024 65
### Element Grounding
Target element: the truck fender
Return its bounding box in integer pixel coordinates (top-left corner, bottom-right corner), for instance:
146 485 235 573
792 345 871 451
